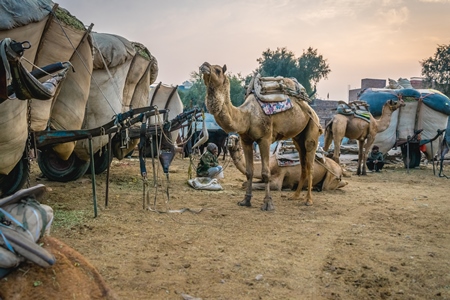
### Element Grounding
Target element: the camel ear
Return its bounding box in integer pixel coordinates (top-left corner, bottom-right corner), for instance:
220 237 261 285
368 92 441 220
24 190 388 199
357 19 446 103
222 65 227 73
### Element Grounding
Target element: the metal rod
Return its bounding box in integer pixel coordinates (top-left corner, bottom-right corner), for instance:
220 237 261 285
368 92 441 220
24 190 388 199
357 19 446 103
406 138 410 174
88 136 98 217
105 133 112 207
431 141 435 176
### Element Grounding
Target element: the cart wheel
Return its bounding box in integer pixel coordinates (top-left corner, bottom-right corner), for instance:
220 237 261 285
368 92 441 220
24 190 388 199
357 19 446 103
401 144 421 168
0 153 28 197
85 145 113 175
38 148 90 182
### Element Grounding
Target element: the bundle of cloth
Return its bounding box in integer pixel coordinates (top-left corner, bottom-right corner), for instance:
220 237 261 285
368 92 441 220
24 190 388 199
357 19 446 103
0 184 55 278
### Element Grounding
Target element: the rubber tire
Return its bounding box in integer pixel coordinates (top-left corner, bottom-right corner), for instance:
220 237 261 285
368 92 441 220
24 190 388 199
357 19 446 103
401 144 421 169
0 153 29 196
85 145 113 175
37 148 90 182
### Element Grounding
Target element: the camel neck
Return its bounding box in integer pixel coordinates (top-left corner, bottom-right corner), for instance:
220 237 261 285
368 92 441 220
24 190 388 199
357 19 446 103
375 105 395 133
206 88 242 133
229 147 247 174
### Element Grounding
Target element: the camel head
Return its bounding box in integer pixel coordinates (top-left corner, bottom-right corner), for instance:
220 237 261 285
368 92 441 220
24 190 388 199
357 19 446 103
226 134 240 153
199 62 230 115
199 62 228 89
387 98 405 111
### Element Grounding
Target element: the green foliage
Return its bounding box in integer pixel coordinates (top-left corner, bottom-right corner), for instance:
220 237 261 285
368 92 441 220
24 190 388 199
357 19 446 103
54 7 86 31
228 73 246 106
421 43 450 97
256 47 331 96
179 71 206 109
257 47 298 78
179 71 246 108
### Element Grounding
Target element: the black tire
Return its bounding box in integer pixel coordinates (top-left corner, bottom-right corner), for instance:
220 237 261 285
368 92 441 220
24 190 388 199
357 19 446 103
401 143 421 168
85 145 113 175
0 153 29 197
37 148 90 182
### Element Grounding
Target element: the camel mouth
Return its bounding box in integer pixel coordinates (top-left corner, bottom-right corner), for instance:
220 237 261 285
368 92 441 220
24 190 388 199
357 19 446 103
199 62 211 75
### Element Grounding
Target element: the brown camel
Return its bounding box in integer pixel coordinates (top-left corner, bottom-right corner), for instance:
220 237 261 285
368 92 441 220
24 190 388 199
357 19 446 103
200 62 322 209
323 99 404 175
0 236 118 300
227 135 348 191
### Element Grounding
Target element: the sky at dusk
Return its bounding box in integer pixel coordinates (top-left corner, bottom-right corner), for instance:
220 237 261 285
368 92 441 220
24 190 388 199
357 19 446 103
55 0 450 101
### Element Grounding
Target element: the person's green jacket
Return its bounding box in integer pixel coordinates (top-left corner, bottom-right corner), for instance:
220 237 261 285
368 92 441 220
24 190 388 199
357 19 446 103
367 151 384 162
196 150 219 177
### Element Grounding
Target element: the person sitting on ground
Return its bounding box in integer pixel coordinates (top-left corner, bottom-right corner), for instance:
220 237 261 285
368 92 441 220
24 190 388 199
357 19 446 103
366 145 384 172
196 143 223 179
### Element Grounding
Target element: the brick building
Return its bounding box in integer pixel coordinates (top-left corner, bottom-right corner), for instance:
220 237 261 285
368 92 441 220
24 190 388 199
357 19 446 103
348 78 386 101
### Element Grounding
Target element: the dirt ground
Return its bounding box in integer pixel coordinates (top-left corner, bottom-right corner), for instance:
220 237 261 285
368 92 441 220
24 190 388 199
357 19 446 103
14 152 450 299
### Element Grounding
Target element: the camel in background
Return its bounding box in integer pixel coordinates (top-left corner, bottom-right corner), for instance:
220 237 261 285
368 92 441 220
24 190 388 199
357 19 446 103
227 135 348 191
200 62 322 209
323 99 404 175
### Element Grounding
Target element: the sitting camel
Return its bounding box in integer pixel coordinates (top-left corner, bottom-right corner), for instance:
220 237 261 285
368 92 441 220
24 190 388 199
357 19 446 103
200 62 322 209
227 135 348 191
323 99 404 175
0 236 118 300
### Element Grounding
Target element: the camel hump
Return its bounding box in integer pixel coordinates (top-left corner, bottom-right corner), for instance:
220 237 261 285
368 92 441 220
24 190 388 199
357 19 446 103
250 73 311 103
350 100 370 112
336 100 370 116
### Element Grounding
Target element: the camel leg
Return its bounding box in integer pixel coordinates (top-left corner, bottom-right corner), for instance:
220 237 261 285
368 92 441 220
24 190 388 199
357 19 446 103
327 117 347 164
323 122 333 152
362 135 375 176
238 142 254 207
331 135 342 164
258 139 274 211
356 140 365 175
246 181 281 191
292 125 319 206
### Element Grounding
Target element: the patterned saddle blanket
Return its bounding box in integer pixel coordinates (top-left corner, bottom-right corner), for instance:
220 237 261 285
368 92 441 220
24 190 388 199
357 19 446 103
257 97 293 115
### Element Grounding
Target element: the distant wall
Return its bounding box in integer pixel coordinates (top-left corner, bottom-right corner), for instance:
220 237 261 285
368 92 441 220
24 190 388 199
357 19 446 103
349 88 361 101
361 78 386 89
311 99 339 127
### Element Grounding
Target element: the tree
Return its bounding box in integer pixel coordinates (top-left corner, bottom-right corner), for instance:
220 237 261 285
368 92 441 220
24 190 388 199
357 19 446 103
179 71 246 109
257 47 298 79
178 71 206 109
421 43 450 97
228 73 246 106
256 47 331 96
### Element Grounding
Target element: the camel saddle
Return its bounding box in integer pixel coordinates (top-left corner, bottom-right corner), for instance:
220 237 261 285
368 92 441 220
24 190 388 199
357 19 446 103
336 100 371 123
248 73 311 103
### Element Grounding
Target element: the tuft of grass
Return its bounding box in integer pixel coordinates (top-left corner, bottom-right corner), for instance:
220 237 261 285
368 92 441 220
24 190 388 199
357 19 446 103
53 7 86 31
132 42 151 60
52 209 89 229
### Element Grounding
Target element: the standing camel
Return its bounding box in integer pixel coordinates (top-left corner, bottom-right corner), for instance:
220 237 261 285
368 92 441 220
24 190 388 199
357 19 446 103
200 62 322 209
323 99 405 175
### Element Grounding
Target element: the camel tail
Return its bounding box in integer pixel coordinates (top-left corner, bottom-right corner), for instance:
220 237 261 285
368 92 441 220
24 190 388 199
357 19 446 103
323 120 333 151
